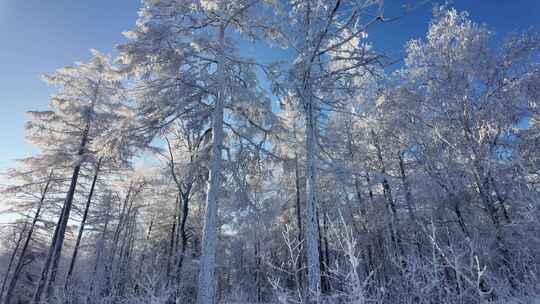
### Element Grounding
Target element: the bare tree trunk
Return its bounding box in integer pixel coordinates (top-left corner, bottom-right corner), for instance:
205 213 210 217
111 184 133 249
104 183 135 298
254 238 262 302
436 181 471 239
488 173 511 223
316 210 325 293
121 206 138 296
0 223 27 303
164 136 193 288
197 23 225 304
319 209 330 293
45 164 85 298
294 155 303 244
87 204 110 304
115 209 137 298
304 83 321 300
138 216 154 280
474 172 513 274
397 151 416 222
125 212 137 292
462 103 514 287
453 201 470 239
31 201 65 304
299 2 322 299
176 190 191 277
293 154 306 298
366 172 374 201
371 131 405 265
167 197 179 282
397 151 424 260
64 158 102 290
4 171 53 304
33 125 90 304
353 177 368 228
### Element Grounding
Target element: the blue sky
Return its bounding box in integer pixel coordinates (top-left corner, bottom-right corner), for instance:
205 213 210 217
0 0 539 172
0 0 140 170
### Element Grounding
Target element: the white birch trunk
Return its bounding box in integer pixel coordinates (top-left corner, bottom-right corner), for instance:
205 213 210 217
197 23 226 304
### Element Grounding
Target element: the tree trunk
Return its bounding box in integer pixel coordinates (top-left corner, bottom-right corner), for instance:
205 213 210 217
371 131 405 265
163 136 193 290
319 209 330 293
176 190 191 277
64 158 102 290
31 200 65 304
300 2 322 299
366 172 374 201
116 209 137 298
138 216 154 279
254 238 262 302
474 171 513 276
397 151 416 222
33 125 90 304
488 173 511 223
197 23 226 304
0 223 27 303
462 105 514 287
305 98 321 299
4 171 53 304
294 154 303 245
293 154 306 297
104 183 135 297
87 198 111 304
167 197 178 282
45 150 88 299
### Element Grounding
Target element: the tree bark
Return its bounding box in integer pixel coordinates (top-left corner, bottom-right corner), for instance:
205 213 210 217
4 170 53 304
104 183 136 297
197 23 226 304
87 198 111 304
371 130 405 264
293 154 306 298
44 132 90 299
0 223 27 303
294 154 303 245
176 190 191 277
397 151 416 222
33 124 90 304
164 136 193 285
31 200 65 304
167 197 178 282
305 97 321 299
64 157 102 290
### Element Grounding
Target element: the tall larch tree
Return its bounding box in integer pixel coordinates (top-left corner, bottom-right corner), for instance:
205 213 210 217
26 50 124 303
117 1 279 303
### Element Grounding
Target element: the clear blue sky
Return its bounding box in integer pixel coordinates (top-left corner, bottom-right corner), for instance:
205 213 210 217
0 0 140 171
0 0 539 172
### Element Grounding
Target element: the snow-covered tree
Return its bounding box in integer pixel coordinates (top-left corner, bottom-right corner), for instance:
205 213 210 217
1 3 540 304
26 50 125 304
277 0 386 299
117 1 279 303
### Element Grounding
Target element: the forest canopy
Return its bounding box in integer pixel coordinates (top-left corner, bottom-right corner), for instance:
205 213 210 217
0 1 539 304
